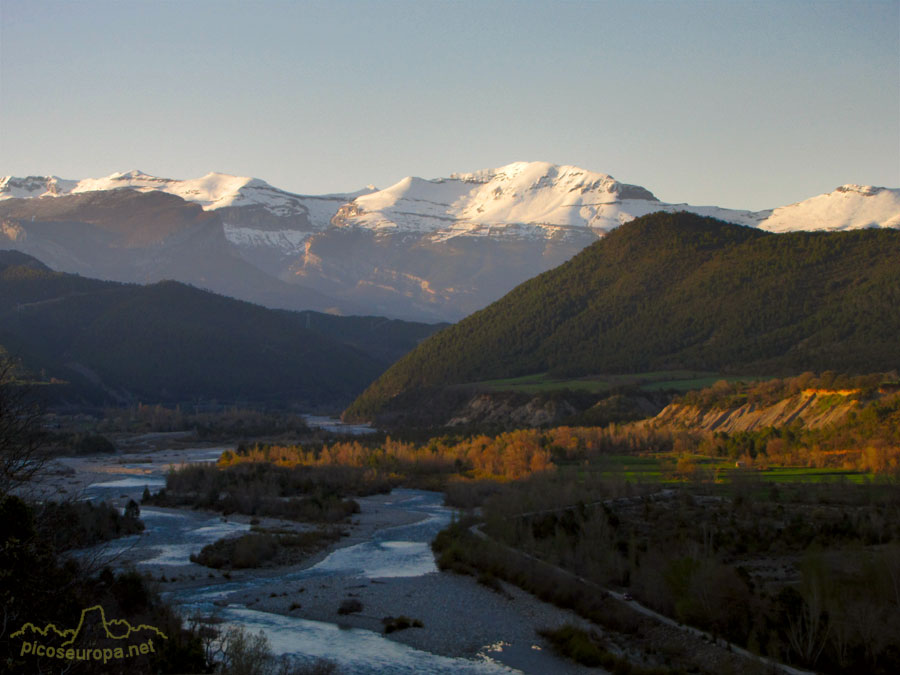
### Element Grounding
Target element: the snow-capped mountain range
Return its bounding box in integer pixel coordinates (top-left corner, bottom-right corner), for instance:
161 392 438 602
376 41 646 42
2 163 898 321
0 169 372 218
333 161 761 239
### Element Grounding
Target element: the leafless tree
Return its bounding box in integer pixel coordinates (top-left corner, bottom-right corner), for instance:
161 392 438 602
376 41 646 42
786 553 832 666
0 356 47 499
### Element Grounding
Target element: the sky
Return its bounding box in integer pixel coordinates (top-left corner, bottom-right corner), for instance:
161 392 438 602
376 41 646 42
1 0 897 211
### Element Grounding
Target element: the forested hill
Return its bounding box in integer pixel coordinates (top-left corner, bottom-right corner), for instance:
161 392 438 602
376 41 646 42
345 212 900 422
0 252 440 408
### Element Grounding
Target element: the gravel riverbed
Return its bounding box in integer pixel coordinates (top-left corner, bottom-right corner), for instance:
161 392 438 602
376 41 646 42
35 451 601 674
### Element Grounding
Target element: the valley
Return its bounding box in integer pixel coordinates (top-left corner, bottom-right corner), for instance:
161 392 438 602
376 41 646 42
32 445 601 674
1 172 898 675
17 375 899 674
3 2 897 673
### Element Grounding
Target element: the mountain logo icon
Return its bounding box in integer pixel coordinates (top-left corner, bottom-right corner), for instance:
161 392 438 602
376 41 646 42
13 605 167 665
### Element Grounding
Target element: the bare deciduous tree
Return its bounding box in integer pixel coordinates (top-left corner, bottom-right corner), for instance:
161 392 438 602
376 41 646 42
786 553 832 666
0 357 47 499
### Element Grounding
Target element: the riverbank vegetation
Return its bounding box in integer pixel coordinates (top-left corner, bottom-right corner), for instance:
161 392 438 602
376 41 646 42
539 624 672 675
212 387 900 496
0 358 209 672
92 404 314 439
138 372 900 672
433 470 900 674
0 494 211 673
381 615 424 633
145 463 365 522
217 431 558 482
432 515 765 674
190 529 343 570
36 498 144 550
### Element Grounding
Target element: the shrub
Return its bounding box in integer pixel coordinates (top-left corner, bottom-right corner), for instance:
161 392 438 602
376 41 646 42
190 533 279 569
218 625 271 675
35 499 144 550
540 624 610 667
382 616 424 633
72 433 117 454
337 598 363 615
190 529 342 570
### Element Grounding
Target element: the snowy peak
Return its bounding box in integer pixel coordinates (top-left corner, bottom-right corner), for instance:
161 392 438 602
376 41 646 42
0 175 78 199
68 170 290 211
835 184 889 197
3 165 897 239
758 184 900 232
336 161 665 238
451 161 657 201
0 170 369 222
109 169 160 181
448 161 660 224
2 163 898 324
0 170 380 259
335 163 899 238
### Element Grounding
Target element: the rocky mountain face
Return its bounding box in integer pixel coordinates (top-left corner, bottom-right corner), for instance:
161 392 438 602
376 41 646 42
287 163 678 320
0 189 362 315
648 390 861 433
445 392 580 428
3 163 897 322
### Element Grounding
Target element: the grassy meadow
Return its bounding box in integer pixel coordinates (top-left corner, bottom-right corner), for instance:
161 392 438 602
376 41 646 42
578 452 876 485
475 370 766 395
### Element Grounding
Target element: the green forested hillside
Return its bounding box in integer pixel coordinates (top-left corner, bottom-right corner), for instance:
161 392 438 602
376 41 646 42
345 212 900 421
0 252 440 408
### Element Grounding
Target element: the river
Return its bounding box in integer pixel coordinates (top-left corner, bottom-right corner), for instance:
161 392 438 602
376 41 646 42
73 447 593 674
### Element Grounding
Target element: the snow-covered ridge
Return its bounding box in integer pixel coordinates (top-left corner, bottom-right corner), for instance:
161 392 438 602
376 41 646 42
3 166 898 240
336 163 899 238
337 161 655 234
0 175 79 200
73 170 276 210
335 161 762 238
1 170 273 209
759 184 900 232
449 161 655 201
0 170 374 230
3 164 898 323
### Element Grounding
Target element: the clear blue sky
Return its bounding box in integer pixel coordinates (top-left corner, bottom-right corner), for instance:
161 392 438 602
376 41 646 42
1 0 897 210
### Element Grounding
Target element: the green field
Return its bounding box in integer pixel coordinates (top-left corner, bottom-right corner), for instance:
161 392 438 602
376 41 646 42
475 370 767 395
751 466 871 484
562 453 874 485
475 373 612 394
